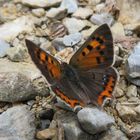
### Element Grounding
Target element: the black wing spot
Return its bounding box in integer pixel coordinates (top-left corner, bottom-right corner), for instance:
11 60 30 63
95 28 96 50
87 45 93 51
51 60 54 64
100 51 104 55
82 52 86 56
96 37 104 44
96 46 101 50
96 57 101 64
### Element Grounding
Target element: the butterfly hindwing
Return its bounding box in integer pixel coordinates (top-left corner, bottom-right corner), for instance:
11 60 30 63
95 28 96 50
78 67 118 106
70 24 113 70
25 39 62 84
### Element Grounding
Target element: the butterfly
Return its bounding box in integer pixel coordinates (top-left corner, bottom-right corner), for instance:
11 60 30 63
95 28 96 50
25 24 118 110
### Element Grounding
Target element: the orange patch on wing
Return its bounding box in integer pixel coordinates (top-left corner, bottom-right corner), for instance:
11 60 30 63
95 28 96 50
40 52 46 62
55 88 84 108
89 40 100 48
98 76 114 105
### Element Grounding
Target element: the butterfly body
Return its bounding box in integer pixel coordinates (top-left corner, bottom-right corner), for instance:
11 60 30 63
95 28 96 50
25 24 118 110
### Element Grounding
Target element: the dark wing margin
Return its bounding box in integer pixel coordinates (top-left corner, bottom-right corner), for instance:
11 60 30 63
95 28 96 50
70 24 114 71
25 39 62 84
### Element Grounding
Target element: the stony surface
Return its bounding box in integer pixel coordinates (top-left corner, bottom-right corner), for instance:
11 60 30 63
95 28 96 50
0 0 140 139
0 105 35 140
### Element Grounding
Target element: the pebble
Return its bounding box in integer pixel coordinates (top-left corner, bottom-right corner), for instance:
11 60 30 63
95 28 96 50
111 22 125 37
46 7 67 20
63 18 86 34
21 0 62 8
114 87 125 98
134 105 140 115
116 103 137 122
72 7 93 19
39 108 54 120
60 0 78 14
63 32 82 46
90 13 114 26
77 107 115 135
0 15 38 42
0 39 10 58
6 44 27 62
126 85 137 98
36 128 57 140
54 110 95 140
125 42 140 86
32 8 45 17
0 105 36 140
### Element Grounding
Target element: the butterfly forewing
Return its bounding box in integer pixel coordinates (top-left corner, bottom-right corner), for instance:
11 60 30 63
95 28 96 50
25 39 62 84
70 24 113 71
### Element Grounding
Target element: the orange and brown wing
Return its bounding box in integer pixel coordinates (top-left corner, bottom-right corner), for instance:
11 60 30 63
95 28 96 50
70 24 114 71
25 39 62 84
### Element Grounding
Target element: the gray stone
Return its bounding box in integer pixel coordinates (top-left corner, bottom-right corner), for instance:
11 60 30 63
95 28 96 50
63 18 86 34
32 8 45 17
126 85 137 98
134 105 140 115
72 7 93 19
63 33 82 46
116 103 137 122
90 13 114 26
22 0 61 8
0 105 35 140
6 44 27 62
54 110 95 140
52 38 66 51
114 87 124 98
46 7 67 20
0 16 38 42
99 126 128 140
111 22 125 37
0 59 49 102
77 107 115 135
0 39 10 58
125 42 140 86
60 0 78 14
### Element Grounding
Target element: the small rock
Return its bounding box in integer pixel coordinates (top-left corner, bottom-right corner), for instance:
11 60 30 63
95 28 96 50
63 18 86 34
60 0 78 14
90 13 114 26
46 7 67 20
95 3 106 13
6 44 27 62
52 38 66 51
72 7 93 19
63 33 82 46
39 108 54 120
40 41 56 55
36 128 57 140
0 15 38 42
114 55 123 67
114 87 124 98
125 42 140 86
111 22 125 37
54 110 95 140
134 105 140 115
99 126 128 140
27 100 35 106
55 47 73 63
22 0 61 8
32 8 45 17
40 120 51 130
126 85 137 98
49 21 67 40
89 0 101 5
0 39 10 58
0 3 20 22
77 107 114 135
116 103 137 122
0 105 35 140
